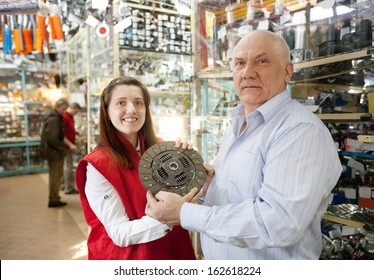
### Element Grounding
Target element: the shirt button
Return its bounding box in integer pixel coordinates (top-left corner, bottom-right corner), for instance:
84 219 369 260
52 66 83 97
165 229 170 233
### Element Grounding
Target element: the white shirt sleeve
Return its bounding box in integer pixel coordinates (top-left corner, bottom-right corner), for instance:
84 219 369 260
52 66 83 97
85 163 171 247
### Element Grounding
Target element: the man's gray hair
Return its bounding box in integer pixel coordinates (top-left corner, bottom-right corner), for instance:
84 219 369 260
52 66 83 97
55 98 69 107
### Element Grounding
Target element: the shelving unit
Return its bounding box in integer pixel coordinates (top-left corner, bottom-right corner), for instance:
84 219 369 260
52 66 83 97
58 27 90 160
0 66 59 176
191 0 374 157
60 1 194 153
191 0 374 259
324 204 374 231
87 25 115 152
118 49 193 141
116 1 193 142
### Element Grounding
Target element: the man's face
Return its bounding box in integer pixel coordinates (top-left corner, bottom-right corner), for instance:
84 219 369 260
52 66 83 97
71 107 80 116
56 104 68 115
232 33 293 114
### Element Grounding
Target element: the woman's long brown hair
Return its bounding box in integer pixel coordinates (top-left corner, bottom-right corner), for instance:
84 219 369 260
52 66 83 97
98 76 158 169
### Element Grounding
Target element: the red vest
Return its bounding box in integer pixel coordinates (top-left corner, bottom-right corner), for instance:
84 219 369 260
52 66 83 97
76 134 196 260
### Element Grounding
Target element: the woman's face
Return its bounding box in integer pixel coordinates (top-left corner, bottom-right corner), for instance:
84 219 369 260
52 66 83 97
107 84 146 140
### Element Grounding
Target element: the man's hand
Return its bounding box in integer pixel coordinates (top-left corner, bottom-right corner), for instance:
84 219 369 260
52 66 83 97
175 137 192 150
175 138 215 196
145 187 200 226
70 144 79 153
202 163 214 196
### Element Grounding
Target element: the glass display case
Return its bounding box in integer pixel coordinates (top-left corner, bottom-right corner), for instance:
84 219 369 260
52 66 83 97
119 49 193 141
191 0 374 159
86 26 115 152
191 78 236 162
60 1 194 152
58 27 90 163
116 2 193 141
0 66 60 176
191 0 373 259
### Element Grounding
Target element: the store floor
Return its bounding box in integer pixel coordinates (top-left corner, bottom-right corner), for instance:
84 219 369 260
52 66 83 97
0 173 88 260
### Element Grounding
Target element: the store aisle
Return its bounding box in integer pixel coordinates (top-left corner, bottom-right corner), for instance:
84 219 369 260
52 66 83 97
0 173 88 260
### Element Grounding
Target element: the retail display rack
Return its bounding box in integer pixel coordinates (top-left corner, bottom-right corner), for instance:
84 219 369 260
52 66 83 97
190 0 374 259
0 65 60 176
60 1 194 154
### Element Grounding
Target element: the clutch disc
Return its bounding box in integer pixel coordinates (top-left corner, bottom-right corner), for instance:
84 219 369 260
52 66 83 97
138 141 206 195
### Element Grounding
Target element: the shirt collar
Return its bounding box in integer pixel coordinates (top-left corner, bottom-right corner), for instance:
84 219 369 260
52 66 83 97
230 90 291 123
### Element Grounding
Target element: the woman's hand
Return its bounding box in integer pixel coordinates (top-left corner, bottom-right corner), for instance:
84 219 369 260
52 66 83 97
175 137 192 150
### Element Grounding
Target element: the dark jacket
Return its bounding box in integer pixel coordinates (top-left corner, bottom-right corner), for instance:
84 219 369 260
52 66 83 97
40 108 66 160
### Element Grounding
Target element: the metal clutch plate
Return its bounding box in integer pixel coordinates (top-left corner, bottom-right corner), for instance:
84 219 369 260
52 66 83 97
138 141 206 195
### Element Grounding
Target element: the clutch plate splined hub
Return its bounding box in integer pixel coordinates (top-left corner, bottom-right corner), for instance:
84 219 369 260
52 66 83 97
138 141 206 195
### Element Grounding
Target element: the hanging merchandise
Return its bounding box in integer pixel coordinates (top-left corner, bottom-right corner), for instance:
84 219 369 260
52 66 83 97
12 15 25 54
29 14 36 49
22 15 33 53
85 15 100 28
48 14 64 40
175 0 191 17
35 13 49 53
2 16 13 55
0 2 66 57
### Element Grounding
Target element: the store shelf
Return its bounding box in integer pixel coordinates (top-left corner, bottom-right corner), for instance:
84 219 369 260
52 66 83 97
91 46 112 58
192 1 374 260
125 2 181 15
0 139 40 146
323 214 367 229
118 49 193 141
196 48 374 81
357 135 374 143
324 204 374 230
197 69 232 79
0 67 51 176
26 67 60 74
340 151 374 160
317 113 373 122
293 47 374 70
59 3 194 152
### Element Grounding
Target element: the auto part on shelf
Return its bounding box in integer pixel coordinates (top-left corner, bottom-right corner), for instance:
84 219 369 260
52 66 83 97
138 141 206 195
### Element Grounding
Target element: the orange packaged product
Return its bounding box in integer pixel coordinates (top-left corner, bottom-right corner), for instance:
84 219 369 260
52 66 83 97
48 15 64 40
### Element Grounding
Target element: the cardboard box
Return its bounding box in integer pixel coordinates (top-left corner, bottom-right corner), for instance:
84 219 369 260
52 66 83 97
368 92 374 114
359 185 374 209
344 138 374 152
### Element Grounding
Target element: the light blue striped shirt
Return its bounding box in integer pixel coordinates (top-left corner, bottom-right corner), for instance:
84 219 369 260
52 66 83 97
181 90 342 259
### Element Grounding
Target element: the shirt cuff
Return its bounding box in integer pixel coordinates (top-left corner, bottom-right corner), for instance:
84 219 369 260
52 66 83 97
180 202 210 232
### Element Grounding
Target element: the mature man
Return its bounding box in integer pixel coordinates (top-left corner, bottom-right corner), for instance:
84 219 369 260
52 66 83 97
40 98 69 207
146 30 342 259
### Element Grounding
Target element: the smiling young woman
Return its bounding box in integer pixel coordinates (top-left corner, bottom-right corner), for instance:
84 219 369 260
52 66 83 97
75 76 197 260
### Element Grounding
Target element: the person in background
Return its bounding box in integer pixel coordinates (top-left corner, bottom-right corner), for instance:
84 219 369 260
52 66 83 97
75 76 199 260
40 98 69 208
145 30 342 259
63 102 81 195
